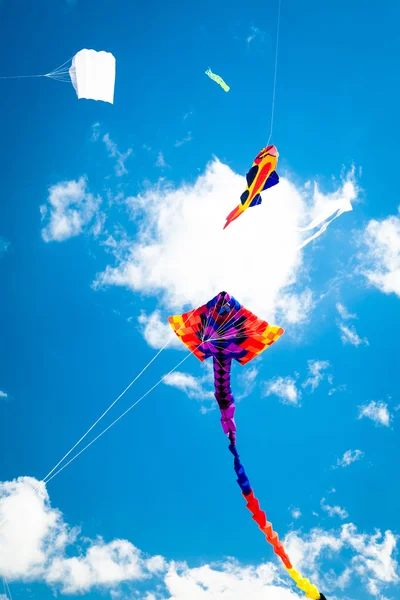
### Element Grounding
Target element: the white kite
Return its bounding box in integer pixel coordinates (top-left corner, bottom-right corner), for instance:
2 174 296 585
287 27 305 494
0 48 116 104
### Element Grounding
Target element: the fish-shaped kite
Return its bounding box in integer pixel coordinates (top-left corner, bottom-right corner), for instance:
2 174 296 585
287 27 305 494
205 68 230 92
224 145 279 229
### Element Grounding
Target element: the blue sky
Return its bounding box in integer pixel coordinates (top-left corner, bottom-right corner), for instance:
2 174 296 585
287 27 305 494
1 1 400 599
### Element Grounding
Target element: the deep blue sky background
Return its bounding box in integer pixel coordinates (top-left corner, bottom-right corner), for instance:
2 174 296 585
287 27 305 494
0 1 399 598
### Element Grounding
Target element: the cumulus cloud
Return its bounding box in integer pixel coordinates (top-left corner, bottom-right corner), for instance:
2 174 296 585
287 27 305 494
264 376 301 405
94 159 357 329
40 177 102 242
361 207 400 297
302 359 330 392
0 477 398 599
358 401 391 427
338 323 369 347
0 477 165 595
334 449 364 469
284 524 399 597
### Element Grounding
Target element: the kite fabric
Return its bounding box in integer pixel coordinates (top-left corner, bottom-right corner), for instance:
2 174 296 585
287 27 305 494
0 48 116 104
224 145 280 229
69 49 116 104
168 291 327 600
205 68 230 92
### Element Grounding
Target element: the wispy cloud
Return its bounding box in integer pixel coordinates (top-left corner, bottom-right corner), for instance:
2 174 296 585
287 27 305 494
0 391 7 400
246 26 264 44
321 497 349 519
290 507 302 520
264 375 301 405
336 302 357 320
328 383 347 396
174 132 192 148
40 177 103 242
333 449 364 469
103 133 133 177
155 151 168 168
338 323 369 347
358 401 391 427
163 371 213 401
302 359 330 392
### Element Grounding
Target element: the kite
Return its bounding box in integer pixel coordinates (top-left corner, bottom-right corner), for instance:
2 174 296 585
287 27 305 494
169 291 327 600
0 49 116 104
224 145 279 229
205 68 230 92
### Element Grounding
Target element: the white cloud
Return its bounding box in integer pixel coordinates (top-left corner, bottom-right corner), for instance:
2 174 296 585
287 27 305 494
0 392 7 400
321 498 349 520
40 177 102 242
94 159 357 329
155 152 168 168
302 359 330 392
334 449 364 469
162 561 298 600
328 384 347 396
137 311 183 350
163 371 213 401
103 133 133 177
361 207 400 297
1 477 398 599
174 133 192 148
290 507 302 520
0 477 165 594
338 323 369 347
247 26 264 44
358 401 391 427
264 376 301 405
336 302 356 320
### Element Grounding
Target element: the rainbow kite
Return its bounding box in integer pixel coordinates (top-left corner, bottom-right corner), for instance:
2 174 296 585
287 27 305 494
169 291 327 600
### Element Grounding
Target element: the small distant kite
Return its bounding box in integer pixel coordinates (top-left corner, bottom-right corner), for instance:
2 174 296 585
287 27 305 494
224 145 279 229
0 49 116 104
168 291 327 600
205 68 230 92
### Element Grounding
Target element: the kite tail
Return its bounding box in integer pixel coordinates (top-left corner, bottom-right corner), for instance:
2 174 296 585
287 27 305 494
227 443 325 600
213 356 236 444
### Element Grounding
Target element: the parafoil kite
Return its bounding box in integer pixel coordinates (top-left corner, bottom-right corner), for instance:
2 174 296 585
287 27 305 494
169 291 327 600
0 49 116 104
205 68 230 92
224 145 279 229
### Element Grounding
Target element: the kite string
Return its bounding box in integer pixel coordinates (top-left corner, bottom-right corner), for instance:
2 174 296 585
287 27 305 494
267 0 282 145
40 310 197 486
44 309 241 486
45 350 197 485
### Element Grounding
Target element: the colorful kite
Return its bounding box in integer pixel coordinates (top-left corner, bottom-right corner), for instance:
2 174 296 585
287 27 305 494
169 291 327 600
205 68 230 92
224 145 280 229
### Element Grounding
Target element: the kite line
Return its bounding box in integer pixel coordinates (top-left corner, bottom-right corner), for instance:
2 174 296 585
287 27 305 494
267 0 282 145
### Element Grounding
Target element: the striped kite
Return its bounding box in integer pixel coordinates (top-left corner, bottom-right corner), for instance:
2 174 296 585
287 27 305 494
169 291 327 600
